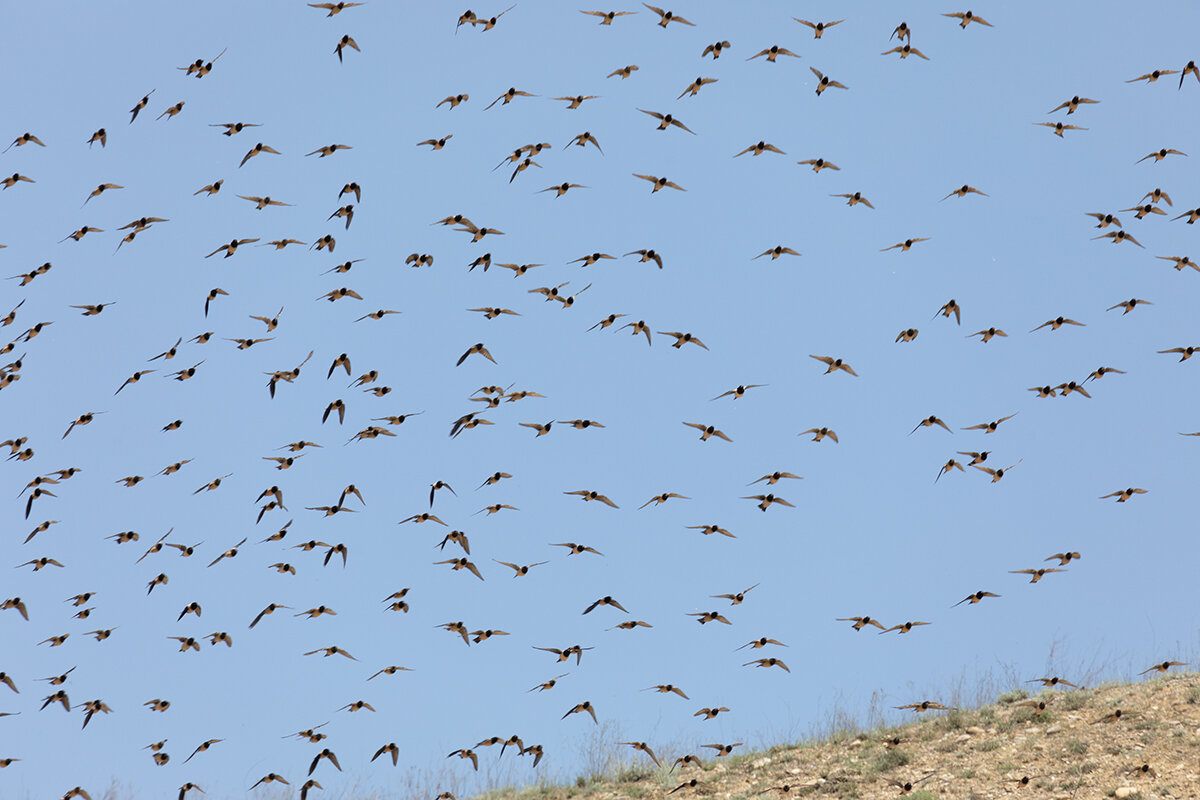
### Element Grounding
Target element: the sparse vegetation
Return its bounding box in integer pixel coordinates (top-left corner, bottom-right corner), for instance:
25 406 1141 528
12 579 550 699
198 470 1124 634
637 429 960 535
459 674 1198 800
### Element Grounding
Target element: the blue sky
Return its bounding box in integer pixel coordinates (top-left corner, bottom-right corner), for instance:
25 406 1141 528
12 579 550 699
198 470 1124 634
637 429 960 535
2 1 1200 798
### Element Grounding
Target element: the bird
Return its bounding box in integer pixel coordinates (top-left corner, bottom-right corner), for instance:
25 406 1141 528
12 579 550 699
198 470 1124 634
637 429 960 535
879 621 930 634
702 40 731 58
962 413 1018 433
156 101 184 120
660 331 707 350
184 740 222 764
549 540 602 558
61 226 104 242
944 10 992 27
713 584 759 605
306 144 352 158
485 88 537 109
417 135 452 150
564 489 619 508
239 142 282 167
1137 147 1187 163
1031 316 1086 332
953 591 1000 607
810 67 848 94
881 44 930 60
621 741 660 766
748 471 802 486
308 748 341 775
895 701 955 712
643 4 693 27
1028 676 1077 688
494 560 548 577
562 701 598 723
334 34 359 61
248 774 290 791
912 416 952 434
581 10 636 24
625 249 663 268
683 422 732 442
456 343 496 366
755 246 801 260
539 182 588 197
471 306 522 320
210 122 261 136
1100 488 1148 502
621 320 653 344
1129 67 1179 83
434 557 484 580
1010 568 1066 583
890 773 937 794
1049 96 1100 114
678 77 717 98
801 159 840 175
1181 60 1200 87
1036 121 1087 137
881 237 930 252
634 173 686 192
837 617 886 632
712 384 766 400
467 4 515 30
566 131 603 153
795 18 844 38
238 195 292 210
831 191 873 208
1159 346 1199 362
734 140 786 158
81 183 123 207
554 95 600 109
702 743 743 757
309 1 364 15
799 427 838 443
974 460 1021 482
638 109 695 134
372 743 401 766
748 45 800 63
810 355 858 376
583 596 628 614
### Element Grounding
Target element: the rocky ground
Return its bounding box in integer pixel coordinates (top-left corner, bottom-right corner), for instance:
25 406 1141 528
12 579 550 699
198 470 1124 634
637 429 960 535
474 672 1200 800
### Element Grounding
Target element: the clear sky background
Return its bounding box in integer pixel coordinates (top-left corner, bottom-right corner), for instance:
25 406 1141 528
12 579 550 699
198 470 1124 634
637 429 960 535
2 1 1199 798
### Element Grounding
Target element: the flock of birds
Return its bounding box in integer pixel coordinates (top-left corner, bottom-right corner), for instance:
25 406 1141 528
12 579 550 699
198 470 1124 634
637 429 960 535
2 2 1199 799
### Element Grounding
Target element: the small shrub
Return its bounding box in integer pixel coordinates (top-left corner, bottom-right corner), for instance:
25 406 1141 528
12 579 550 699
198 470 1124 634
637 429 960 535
614 763 652 784
942 709 967 730
1061 690 1090 711
870 748 909 774
997 688 1029 704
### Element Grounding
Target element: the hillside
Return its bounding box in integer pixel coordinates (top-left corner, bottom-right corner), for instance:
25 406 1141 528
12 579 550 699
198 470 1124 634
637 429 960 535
476 673 1200 800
